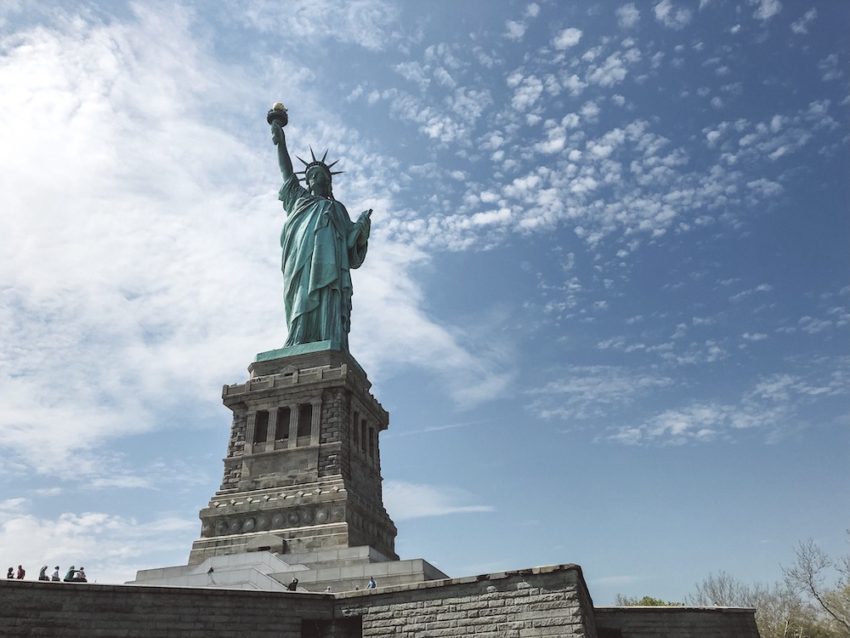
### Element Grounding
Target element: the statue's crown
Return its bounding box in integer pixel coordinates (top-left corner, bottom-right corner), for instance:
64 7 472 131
295 147 343 181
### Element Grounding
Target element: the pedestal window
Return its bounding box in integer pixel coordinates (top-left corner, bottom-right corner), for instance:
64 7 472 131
253 410 269 444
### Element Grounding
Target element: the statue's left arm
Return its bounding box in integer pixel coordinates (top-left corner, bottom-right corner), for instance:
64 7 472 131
347 209 372 268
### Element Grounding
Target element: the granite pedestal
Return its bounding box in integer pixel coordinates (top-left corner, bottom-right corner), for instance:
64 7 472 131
131 344 446 591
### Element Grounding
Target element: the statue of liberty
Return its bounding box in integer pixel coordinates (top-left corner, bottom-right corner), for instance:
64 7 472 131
267 103 372 352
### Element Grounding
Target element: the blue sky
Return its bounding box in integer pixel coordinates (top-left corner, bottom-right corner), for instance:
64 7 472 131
0 0 847 603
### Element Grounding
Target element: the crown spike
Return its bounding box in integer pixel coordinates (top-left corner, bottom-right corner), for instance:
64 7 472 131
295 155 308 167
309 146 317 162
326 160 339 169
321 149 329 162
330 171 344 176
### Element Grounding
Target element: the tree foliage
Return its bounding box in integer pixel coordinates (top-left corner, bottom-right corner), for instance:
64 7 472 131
784 536 850 636
680 535 850 638
686 571 835 638
614 594 681 606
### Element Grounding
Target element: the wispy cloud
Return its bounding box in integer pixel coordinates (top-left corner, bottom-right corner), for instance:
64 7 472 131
790 8 817 35
235 0 400 51
616 4 640 29
654 0 692 30
529 366 673 422
0 498 196 583
553 27 582 49
383 481 494 520
390 419 492 438
750 0 782 22
606 357 850 445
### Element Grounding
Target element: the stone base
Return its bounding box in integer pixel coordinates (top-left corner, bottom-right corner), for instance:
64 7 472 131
131 550 298 590
256 340 343 361
188 522 352 565
130 546 447 594
269 546 448 593
249 344 367 380
194 348 398 563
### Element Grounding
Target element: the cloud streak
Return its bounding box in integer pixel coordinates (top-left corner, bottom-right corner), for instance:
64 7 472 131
383 481 494 521
606 357 850 445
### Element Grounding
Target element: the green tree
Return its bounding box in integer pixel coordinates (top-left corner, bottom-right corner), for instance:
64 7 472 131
614 594 681 606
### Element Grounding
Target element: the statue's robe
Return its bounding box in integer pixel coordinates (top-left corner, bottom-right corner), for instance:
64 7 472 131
278 175 367 350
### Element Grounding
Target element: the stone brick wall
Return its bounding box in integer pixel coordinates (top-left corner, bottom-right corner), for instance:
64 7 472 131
318 387 346 476
220 410 247 490
0 565 760 638
0 580 332 638
595 607 760 638
335 564 598 638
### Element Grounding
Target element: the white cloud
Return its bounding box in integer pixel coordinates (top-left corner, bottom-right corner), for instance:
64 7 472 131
580 101 601 119
503 2 542 39
535 133 566 154
818 54 843 82
790 8 817 35
654 0 692 29
608 358 850 445
729 283 774 302
510 74 544 110
395 91 822 252
586 53 629 87
750 0 782 21
395 61 430 91
0 498 196 584
746 178 783 197
798 316 832 334
470 209 512 226
505 20 527 40
529 366 673 421
616 4 640 29
563 74 588 95
553 27 583 49
237 0 400 51
383 481 494 520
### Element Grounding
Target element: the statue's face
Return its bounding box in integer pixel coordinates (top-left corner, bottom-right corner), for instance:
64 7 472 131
307 168 332 197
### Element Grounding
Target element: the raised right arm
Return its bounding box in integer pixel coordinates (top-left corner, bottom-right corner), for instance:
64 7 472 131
271 120 294 182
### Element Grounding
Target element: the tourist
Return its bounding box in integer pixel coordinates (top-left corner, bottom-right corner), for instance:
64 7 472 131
287 577 299 591
73 567 87 583
16 565 25 579
63 565 76 582
366 576 376 589
38 565 49 581
6 567 12 579
51 566 60 581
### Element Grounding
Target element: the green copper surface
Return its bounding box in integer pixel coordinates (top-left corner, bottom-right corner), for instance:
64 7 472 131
255 340 342 361
254 340 367 379
269 105 372 353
